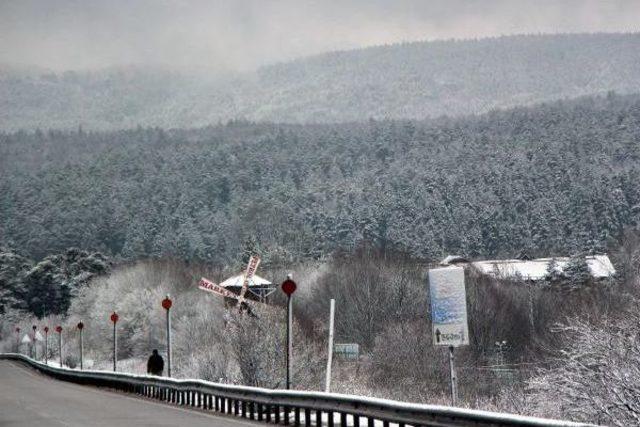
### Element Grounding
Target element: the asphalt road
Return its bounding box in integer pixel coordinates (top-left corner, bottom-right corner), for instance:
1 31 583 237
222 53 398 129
0 360 259 426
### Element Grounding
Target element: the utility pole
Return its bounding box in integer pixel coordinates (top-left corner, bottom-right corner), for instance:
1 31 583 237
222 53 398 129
325 299 335 392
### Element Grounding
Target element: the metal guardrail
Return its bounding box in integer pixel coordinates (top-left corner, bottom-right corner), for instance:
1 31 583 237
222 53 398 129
0 353 593 427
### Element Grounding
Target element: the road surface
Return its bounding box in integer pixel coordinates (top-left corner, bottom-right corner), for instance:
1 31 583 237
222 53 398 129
0 360 258 426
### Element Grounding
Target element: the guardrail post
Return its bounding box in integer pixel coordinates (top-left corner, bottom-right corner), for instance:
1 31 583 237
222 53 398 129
294 407 301 426
340 412 347 427
304 408 311 426
284 406 290 425
316 410 322 427
328 411 334 427
275 405 281 424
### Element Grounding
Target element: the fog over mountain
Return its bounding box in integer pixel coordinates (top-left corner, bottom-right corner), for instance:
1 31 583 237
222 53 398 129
1 33 639 130
2 0 640 72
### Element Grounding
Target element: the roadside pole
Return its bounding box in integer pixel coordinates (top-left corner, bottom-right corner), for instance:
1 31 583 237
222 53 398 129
281 276 297 390
448 346 458 405
325 299 335 392
111 312 119 372
56 326 63 367
32 325 37 359
77 321 84 370
44 327 49 364
15 327 20 353
162 295 173 377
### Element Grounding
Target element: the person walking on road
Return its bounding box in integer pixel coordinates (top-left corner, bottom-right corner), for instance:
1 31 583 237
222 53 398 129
147 349 164 376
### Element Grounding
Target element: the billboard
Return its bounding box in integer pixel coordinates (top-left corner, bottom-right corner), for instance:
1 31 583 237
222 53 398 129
428 266 469 347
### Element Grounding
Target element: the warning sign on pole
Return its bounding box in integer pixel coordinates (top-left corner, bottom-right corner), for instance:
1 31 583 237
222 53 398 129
428 266 469 347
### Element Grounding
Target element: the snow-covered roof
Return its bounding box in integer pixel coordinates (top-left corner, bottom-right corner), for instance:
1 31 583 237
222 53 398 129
219 274 273 288
440 255 469 265
441 255 615 281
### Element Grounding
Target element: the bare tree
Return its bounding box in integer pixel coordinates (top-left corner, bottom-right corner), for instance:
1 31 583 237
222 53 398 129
528 310 640 426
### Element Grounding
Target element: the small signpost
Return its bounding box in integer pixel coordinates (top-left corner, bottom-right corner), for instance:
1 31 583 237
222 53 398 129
334 343 360 360
162 295 172 377
428 266 469 406
110 312 119 372
281 275 297 390
77 321 84 370
15 327 20 352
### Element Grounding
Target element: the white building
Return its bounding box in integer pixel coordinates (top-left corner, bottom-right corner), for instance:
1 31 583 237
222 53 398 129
440 255 616 281
219 274 276 301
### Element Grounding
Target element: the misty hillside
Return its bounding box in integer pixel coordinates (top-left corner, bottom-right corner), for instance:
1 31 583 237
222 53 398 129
1 33 640 131
2 93 640 263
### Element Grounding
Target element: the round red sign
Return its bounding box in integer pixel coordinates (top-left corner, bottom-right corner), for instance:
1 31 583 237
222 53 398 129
162 297 172 310
281 279 297 296
15 327 20 333
77 321 84 330
110 312 119 323
44 326 49 333
32 325 37 331
55 326 62 333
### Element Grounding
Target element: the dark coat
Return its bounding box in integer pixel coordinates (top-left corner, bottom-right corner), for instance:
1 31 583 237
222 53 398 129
147 353 164 375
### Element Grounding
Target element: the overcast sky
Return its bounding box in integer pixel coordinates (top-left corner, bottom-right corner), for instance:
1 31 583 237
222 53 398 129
1 0 639 72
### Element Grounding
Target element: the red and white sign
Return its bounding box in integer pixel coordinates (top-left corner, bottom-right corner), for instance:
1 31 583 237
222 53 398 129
199 278 239 299
238 255 261 303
